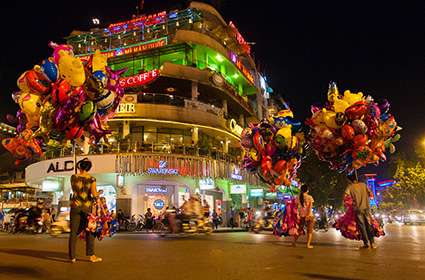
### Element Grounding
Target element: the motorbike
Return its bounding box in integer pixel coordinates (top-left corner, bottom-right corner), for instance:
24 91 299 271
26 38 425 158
50 211 70 236
252 215 274 233
162 215 213 235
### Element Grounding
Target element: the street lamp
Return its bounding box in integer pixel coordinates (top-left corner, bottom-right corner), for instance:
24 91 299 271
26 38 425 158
92 18 100 25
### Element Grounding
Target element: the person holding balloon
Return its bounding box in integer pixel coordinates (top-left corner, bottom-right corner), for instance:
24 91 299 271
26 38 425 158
344 173 376 249
69 158 103 263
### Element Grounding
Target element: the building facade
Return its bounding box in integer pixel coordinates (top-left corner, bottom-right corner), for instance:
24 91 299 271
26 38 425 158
25 2 271 219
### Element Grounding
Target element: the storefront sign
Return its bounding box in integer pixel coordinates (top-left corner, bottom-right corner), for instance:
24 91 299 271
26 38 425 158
199 178 215 190
47 160 74 173
228 51 254 84
145 186 168 193
229 119 244 136
265 192 277 199
119 69 159 89
229 21 251 54
116 103 136 113
78 38 167 61
147 160 179 175
153 199 165 210
108 11 167 33
250 188 264 197
231 166 243 180
230 184 246 194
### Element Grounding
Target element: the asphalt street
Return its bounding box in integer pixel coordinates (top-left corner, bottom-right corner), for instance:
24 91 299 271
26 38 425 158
0 224 424 280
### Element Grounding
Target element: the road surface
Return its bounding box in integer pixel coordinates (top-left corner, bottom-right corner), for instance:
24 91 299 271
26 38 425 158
0 224 424 280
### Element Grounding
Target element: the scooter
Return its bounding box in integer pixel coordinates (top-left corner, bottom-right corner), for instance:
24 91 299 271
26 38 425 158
50 211 70 236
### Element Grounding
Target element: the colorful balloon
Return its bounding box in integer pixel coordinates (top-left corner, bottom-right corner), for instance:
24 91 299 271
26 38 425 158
306 83 399 172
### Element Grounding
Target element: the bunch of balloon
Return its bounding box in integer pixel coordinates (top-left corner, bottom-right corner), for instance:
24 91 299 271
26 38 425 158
2 42 127 166
240 107 305 191
305 82 401 173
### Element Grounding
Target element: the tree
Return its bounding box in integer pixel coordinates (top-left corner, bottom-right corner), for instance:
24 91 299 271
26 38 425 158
383 159 425 209
298 149 349 208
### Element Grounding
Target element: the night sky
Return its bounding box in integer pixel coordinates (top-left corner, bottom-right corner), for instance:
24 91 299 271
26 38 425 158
0 0 424 161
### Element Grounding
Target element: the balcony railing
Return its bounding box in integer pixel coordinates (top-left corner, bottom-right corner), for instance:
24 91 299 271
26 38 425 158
42 141 240 163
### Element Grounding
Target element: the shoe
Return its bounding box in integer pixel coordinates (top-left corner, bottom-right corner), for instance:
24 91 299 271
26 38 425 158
369 244 377 249
89 255 103 263
70 258 76 263
359 244 369 249
307 245 314 249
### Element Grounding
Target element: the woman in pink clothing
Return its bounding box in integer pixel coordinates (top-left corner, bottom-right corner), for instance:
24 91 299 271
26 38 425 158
296 184 315 248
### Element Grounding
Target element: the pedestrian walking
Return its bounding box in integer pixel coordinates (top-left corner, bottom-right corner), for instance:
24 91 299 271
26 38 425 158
294 184 315 248
212 210 220 230
345 173 376 249
69 158 102 263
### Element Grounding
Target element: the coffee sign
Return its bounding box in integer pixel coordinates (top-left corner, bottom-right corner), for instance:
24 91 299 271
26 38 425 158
119 69 159 89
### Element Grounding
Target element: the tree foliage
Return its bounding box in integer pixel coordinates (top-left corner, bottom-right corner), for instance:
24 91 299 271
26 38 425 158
383 159 425 209
299 149 349 208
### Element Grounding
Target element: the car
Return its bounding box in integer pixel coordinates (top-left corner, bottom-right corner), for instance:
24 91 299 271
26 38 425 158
402 210 425 225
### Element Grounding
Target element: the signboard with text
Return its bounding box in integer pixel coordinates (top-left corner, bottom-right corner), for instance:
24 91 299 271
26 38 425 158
119 69 159 89
230 184 246 194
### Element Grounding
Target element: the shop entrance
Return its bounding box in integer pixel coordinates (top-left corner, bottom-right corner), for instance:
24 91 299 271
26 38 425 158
138 185 176 217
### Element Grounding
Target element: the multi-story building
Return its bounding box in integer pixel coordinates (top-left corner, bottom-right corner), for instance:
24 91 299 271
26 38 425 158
25 2 272 219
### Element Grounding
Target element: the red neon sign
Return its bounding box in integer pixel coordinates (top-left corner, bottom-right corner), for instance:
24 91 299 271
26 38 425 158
229 21 251 54
78 38 167 61
108 11 167 33
119 69 160 89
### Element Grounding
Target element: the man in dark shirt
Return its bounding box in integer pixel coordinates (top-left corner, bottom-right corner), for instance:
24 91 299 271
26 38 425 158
345 173 376 249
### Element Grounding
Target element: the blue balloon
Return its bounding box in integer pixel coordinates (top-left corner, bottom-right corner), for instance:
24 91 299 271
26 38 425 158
41 58 58 82
93 70 108 87
381 113 389 121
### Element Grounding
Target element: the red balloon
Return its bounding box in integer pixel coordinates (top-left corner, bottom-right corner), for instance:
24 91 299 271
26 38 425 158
265 142 277 156
25 70 50 94
52 80 71 106
341 124 355 140
352 134 368 147
345 101 368 120
273 160 287 174
253 131 264 153
65 125 83 140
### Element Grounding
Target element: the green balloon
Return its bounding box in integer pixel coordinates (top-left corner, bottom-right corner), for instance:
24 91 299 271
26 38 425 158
79 101 96 123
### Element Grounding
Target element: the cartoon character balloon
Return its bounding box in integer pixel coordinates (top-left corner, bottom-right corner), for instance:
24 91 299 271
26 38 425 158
2 42 127 166
241 106 305 191
306 82 400 173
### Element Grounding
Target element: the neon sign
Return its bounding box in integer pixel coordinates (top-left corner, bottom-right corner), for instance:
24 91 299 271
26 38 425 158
147 160 179 175
228 51 254 84
229 119 243 136
229 21 251 54
119 69 159 89
108 11 167 33
235 59 254 84
77 38 167 61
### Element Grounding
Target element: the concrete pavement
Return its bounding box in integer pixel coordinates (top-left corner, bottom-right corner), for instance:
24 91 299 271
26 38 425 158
0 224 424 280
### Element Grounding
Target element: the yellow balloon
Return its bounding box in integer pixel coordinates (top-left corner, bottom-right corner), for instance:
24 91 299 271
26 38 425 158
342 90 364 106
327 82 339 102
277 126 292 139
92 49 108 73
19 92 41 128
322 109 338 129
277 109 294 118
58 50 86 87
333 98 350 113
